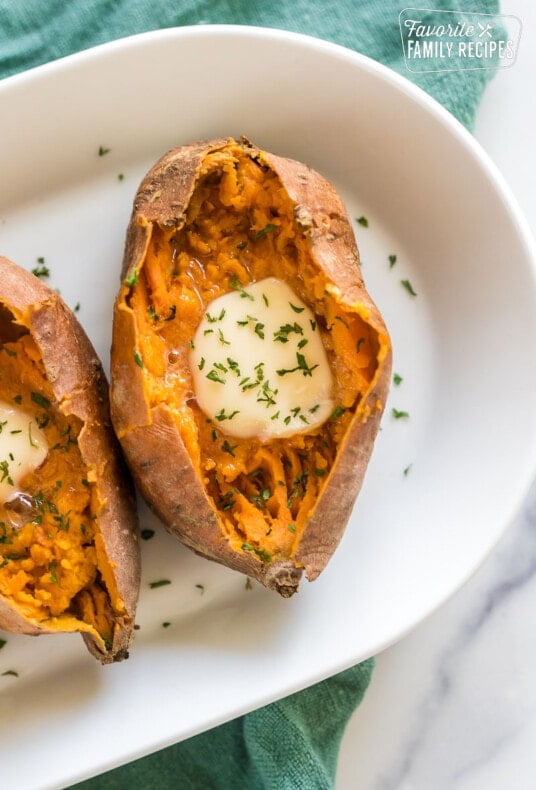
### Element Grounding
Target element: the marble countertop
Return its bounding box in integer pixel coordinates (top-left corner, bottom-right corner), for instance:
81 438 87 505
336 2 536 788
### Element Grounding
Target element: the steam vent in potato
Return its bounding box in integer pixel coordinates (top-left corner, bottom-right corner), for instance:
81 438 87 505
0 257 140 663
110 137 391 597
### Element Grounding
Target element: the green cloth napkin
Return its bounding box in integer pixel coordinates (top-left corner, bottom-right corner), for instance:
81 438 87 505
0 1 500 788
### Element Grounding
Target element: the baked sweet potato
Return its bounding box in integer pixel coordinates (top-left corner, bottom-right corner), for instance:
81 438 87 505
0 256 140 663
110 137 391 597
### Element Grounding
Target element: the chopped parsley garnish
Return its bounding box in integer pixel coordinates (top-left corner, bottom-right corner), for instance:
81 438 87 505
125 268 139 287
329 406 346 421
276 352 318 378
356 216 369 227
221 440 238 456
207 368 225 384
242 543 271 562
255 223 277 239
392 408 409 419
32 260 50 278
0 461 13 486
31 392 51 410
388 254 397 268
133 350 144 368
401 279 417 296
393 373 403 386
229 275 254 300
149 579 171 589
215 408 239 422
273 322 303 343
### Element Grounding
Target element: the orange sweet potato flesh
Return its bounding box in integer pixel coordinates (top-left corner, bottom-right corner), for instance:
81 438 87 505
111 137 391 596
0 257 140 662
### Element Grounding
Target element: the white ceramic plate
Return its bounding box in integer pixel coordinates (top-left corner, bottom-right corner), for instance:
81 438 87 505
1 26 536 790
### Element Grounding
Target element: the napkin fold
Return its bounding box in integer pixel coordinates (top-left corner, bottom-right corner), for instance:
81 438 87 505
0 0 500 788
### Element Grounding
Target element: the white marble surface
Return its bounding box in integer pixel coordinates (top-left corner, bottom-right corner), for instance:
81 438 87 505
336 2 536 788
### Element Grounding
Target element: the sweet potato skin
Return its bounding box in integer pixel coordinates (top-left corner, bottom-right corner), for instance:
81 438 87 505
111 138 391 596
0 256 140 663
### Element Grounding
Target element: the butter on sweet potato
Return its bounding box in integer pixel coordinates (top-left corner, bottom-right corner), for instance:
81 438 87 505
0 257 140 663
111 137 391 597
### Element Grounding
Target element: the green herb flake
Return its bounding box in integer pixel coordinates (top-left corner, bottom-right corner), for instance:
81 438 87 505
133 350 144 368
273 322 303 344
0 638 6 649
98 145 111 156
48 561 58 584
242 543 271 562
227 358 241 376
401 279 417 297
230 275 254 300
31 261 50 278
215 408 240 422
218 329 230 346
329 406 346 421
403 464 412 476
356 216 369 227
149 579 171 589
392 408 410 419
255 223 277 239
289 302 304 314
245 577 253 590
207 369 225 385
393 373 403 386
288 523 297 533
221 440 238 457
1 670 19 677
162 621 171 628
125 269 139 287
388 254 397 268
195 583 205 594
13 395 22 405
31 392 51 410
0 461 13 486
276 352 318 378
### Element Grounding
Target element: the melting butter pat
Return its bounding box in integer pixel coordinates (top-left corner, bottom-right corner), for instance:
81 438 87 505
0 401 48 504
190 277 334 440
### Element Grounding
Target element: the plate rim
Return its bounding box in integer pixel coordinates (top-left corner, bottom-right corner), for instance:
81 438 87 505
2 24 536 789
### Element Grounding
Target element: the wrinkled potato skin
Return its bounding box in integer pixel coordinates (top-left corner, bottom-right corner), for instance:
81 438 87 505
111 138 391 597
0 257 140 663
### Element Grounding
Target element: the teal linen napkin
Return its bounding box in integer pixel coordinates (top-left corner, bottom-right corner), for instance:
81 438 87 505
0 1 500 788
